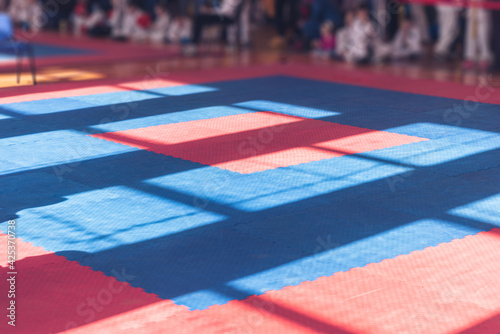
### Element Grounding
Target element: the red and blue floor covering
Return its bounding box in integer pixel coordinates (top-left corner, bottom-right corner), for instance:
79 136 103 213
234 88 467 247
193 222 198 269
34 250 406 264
0 32 176 69
1 64 500 333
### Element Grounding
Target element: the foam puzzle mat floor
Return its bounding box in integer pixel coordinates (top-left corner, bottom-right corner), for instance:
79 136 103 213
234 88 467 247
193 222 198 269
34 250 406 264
1 63 500 333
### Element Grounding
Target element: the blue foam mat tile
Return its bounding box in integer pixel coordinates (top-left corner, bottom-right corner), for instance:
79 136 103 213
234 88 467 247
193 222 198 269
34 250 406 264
448 193 500 227
428 119 500 135
0 115 53 140
425 102 500 123
234 100 341 119
354 110 499 139
146 84 219 96
0 133 137 173
142 154 408 215
457 165 500 183
84 95 255 132
361 139 500 173
0 112 13 120
428 150 500 176
2 84 216 117
266 164 412 208
143 163 326 213
150 152 438 216
0 129 91 147
424 135 500 175
57 225 305 310
60 149 206 189
449 167 500 226
8 183 227 254
0 159 24 176
57 151 241 220
2 90 226 129
69 90 162 107
373 173 500 218
203 217 485 310
0 169 92 223
269 75 460 112
67 86 217 110
333 92 458 114
439 131 500 149
318 168 443 202
318 108 420 129
90 106 254 132
141 154 432 229
2 97 102 115
230 199 415 250
284 216 486 273
381 122 483 140
214 76 456 115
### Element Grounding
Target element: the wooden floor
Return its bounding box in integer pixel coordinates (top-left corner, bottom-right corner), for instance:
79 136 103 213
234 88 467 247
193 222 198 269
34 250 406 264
1 29 500 90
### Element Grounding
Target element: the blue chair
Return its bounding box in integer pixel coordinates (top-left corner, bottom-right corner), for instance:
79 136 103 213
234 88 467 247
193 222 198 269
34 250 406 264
0 13 36 85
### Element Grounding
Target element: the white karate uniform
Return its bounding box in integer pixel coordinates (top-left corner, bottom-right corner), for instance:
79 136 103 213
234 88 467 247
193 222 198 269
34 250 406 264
345 18 375 62
126 10 150 42
216 0 243 19
73 9 106 36
9 0 29 24
335 25 353 57
464 2 493 62
411 4 430 44
392 25 422 59
435 4 461 55
9 0 43 31
168 18 192 44
227 0 251 45
150 13 171 44
109 0 128 38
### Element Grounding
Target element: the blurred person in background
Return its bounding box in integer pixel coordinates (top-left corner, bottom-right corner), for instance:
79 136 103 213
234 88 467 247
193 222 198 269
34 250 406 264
185 0 243 54
109 0 128 39
434 1 461 60
410 3 430 45
150 1 170 44
391 16 422 60
110 0 151 41
493 2 500 70
334 10 354 60
347 5 376 64
125 0 152 42
463 0 493 70
9 0 43 32
311 19 335 58
271 0 301 47
371 0 399 42
73 0 108 36
227 0 252 48
302 0 341 48
168 12 191 44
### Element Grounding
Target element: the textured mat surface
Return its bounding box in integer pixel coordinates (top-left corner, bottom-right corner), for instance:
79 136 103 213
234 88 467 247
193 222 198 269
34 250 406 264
1 66 500 333
92 111 428 173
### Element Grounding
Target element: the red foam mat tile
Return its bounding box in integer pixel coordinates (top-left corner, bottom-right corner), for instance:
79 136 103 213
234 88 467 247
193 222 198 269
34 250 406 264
92 111 427 173
284 63 500 106
63 229 500 334
0 66 281 104
0 233 188 334
4 61 499 106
